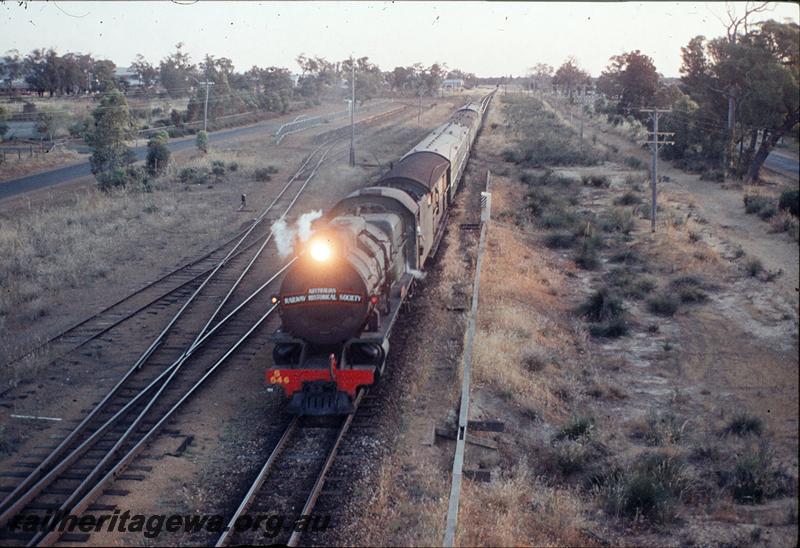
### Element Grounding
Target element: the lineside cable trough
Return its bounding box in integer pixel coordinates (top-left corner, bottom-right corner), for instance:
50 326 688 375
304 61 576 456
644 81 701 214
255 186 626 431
442 170 493 547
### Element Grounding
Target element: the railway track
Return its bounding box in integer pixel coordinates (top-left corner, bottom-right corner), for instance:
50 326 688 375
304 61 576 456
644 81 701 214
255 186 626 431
0 101 412 545
0 101 416 546
215 390 376 547
0 140 339 546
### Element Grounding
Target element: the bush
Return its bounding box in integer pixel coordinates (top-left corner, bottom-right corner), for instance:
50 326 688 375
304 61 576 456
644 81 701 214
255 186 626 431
700 169 725 182
179 166 209 185
589 317 629 338
778 188 799 216
543 232 576 249
145 131 170 176
579 288 624 323
573 237 600 269
254 167 273 182
227 161 239 172
554 416 594 441
624 156 644 169
730 445 794 504
97 165 149 192
614 190 641 206
604 208 635 234
745 258 764 277
723 414 763 437
582 174 611 188
647 294 679 316
195 130 208 154
211 160 226 177
607 268 655 300
670 275 708 303
743 194 773 215
603 453 689 523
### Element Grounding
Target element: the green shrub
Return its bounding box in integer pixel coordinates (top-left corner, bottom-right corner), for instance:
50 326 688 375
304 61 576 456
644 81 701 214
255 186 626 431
195 130 208 153
582 174 611 188
604 208 635 234
700 169 725 182
730 445 794 504
723 414 763 437
778 188 799 216
254 167 273 182
228 161 239 172
579 288 624 323
614 190 641 206
744 194 773 215
145 130 170 176
603 453 689 523
544 232 576 249
589 317 629 338
624 156 644 169
574 240 599 269
211 159 226 177
647 294 679 316
554 416 594 441
670 275 708 303
179 166 209 185
745 258 764 277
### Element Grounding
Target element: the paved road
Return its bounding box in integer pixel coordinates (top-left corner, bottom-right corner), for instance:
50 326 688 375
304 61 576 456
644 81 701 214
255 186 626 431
764 151 799 181
0 120 283 201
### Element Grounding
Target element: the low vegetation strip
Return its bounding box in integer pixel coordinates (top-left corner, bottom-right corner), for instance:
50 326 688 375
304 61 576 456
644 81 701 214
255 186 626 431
456 94 797 546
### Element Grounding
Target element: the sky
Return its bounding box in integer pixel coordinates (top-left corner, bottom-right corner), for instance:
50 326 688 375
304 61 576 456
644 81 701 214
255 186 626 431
2 1 799 77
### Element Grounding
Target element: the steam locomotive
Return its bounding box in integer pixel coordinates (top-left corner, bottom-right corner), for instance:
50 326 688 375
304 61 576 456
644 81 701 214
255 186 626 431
267 93 493 414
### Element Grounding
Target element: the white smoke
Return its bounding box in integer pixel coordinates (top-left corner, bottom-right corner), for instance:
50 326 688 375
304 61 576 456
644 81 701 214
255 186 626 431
271 217 295 258
271 209 323 258
407 266 427 280
296 210 323 242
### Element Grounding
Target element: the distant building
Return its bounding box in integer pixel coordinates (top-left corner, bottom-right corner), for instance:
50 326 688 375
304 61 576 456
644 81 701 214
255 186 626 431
114 66 144 89
442 78 464 92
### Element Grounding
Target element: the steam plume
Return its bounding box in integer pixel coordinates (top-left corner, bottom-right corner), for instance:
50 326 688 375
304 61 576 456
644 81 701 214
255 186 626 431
271 209 323 258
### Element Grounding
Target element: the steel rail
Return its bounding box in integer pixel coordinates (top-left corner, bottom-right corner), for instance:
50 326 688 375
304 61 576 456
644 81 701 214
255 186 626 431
0 143 324 520
1 135 338 534
286 389 366 547
214 418 300 547
0 258 296 531
32 303 281 546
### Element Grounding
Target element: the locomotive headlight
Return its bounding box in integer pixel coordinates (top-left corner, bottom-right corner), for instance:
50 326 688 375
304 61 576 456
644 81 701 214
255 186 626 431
309 239 332 262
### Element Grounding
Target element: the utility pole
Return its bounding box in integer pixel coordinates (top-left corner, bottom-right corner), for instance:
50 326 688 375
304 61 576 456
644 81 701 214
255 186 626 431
192 75 215 132
579 85 585 140
349 58 356 167
641 108 674 233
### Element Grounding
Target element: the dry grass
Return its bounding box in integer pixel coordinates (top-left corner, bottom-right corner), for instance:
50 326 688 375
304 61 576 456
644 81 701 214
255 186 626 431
0 148 86 182
0 154 272 366
473 223 576 417
457 465 593 546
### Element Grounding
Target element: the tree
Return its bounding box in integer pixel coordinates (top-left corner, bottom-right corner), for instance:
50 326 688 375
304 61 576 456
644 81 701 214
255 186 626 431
598 50 659 112
676 20 799 180
195 130 208 154
0 106 8 140
131 54 159 89
88 90 135 189
160 43 195 97
36 111 71 142
552 56 590 98
1 50 23 92
529 63 554 92
92 59 117 92
146 131 170 175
